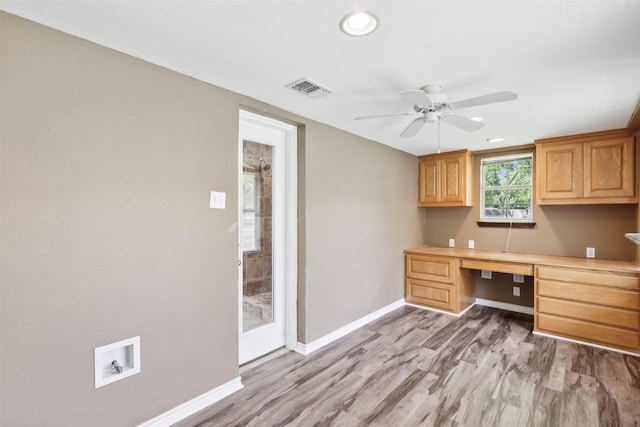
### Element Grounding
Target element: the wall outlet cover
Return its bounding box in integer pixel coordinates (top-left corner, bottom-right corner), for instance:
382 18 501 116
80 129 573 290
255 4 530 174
586 247 595 258
449 239 455 248
209 191 226 209
513 286 521 297
481 270 492 279
513 274 524 283
468 240 475 249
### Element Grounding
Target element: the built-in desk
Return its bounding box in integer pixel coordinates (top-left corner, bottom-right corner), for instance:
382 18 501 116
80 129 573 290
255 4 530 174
405 247 640 355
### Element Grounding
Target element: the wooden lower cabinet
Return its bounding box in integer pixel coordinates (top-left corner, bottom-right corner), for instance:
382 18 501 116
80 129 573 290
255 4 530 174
404 246 640 354
535 265 640 353
405 252 475 314
406 278 455 311
536 313 639 350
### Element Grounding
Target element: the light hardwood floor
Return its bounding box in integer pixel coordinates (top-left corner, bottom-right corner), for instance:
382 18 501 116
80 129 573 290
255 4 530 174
178 305 640 426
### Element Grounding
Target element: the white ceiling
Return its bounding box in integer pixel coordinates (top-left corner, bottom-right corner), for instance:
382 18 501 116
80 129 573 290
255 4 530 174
3 1 640 155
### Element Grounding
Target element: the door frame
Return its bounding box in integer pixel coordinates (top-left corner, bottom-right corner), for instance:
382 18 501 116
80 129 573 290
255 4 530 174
238 109 297 361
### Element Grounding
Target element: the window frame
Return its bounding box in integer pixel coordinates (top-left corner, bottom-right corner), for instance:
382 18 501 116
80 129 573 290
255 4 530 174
480 152 534 223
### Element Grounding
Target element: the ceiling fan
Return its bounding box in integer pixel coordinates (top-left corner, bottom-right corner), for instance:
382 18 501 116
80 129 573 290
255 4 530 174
355 84 518 137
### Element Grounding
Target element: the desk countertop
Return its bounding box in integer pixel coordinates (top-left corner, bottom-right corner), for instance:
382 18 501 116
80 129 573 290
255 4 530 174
404 246 640 274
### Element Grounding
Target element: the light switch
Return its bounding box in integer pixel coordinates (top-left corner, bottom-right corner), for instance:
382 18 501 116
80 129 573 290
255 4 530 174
209 191 226 209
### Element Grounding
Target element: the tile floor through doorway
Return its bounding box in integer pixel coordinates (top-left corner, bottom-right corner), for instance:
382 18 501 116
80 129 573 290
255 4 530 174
243 291 272 332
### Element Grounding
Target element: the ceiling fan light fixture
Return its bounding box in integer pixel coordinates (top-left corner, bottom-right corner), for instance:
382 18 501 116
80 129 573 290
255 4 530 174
425 111 439 122
340 11 378 36
470 116 483 122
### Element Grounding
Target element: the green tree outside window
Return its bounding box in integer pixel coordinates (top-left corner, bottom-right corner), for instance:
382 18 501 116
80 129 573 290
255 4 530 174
481 154 533 221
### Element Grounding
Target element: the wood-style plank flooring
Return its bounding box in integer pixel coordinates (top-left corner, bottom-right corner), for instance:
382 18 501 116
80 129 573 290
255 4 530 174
178 305 640 426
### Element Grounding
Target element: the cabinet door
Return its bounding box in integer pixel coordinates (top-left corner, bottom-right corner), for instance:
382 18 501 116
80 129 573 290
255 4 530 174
418 158 440 204
583 136 635 201
537 141 582 202
441 156 465 203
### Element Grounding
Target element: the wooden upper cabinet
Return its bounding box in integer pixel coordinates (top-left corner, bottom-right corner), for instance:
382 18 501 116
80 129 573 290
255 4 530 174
535 129 636 205
417 149 472 207
584 137 635 199
536 141 582 201
418 157 439 204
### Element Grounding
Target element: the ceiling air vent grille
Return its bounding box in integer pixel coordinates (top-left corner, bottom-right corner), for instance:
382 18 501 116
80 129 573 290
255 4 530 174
286 78 333 99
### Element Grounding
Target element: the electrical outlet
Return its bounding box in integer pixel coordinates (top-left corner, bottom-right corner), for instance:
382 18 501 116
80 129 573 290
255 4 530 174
513 286 521 297
513 274 524 283
586 247 595 258
481 270 492 279
449 238 455 248
468 240 475 249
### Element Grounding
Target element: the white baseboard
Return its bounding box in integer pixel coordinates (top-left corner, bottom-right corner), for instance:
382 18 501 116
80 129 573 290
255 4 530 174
475 298 534 315
295 298 405 356
533 331 640 357
405 302 476 317
137 377 243 427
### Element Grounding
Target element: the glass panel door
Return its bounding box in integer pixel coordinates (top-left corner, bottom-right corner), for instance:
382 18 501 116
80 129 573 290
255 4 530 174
241 140 273 332
238 110 293 365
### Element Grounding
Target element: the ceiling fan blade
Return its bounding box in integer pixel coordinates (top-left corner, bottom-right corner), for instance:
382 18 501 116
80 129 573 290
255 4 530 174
401 89 432 106
400 117 426 137
354 111 416 120
443 114 485 132
449 91 518 109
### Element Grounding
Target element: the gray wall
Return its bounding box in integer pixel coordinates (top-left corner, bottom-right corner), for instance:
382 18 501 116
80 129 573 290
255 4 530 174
303 122 423 342
0 13 425 426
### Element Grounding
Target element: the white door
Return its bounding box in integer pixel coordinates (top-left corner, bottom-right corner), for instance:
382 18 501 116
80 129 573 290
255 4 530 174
238 110 297 364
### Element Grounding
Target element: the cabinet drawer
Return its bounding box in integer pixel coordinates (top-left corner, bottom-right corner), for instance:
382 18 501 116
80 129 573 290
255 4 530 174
405 278 455 312
537 266 639 290
405 254 455 283
537 296 639 330
536 313 639 351
460 258 533 276
537 279 639 310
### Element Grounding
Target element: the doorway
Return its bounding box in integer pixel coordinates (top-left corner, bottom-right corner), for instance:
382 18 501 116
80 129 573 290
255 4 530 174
238 110 297 364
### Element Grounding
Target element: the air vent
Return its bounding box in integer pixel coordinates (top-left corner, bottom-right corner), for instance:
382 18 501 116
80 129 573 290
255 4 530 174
285 78 333 99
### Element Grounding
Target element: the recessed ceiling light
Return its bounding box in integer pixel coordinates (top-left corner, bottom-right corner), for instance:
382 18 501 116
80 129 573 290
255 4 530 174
339 11 378 36
470 117 483 122
486 137 505 143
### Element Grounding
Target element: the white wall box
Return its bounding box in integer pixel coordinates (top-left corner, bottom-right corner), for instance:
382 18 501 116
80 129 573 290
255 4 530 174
94 336 141 388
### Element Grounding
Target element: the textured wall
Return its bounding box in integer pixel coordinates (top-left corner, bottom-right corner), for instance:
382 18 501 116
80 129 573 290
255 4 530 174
0 12 240 426
303 122 424 342
0 12 427 425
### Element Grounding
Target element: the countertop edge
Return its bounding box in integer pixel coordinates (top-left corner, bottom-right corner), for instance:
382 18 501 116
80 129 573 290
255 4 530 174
404 246 640 274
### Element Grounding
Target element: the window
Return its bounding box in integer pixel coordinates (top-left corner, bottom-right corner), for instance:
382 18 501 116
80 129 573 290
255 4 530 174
242 172 259 251
481 153 533 222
